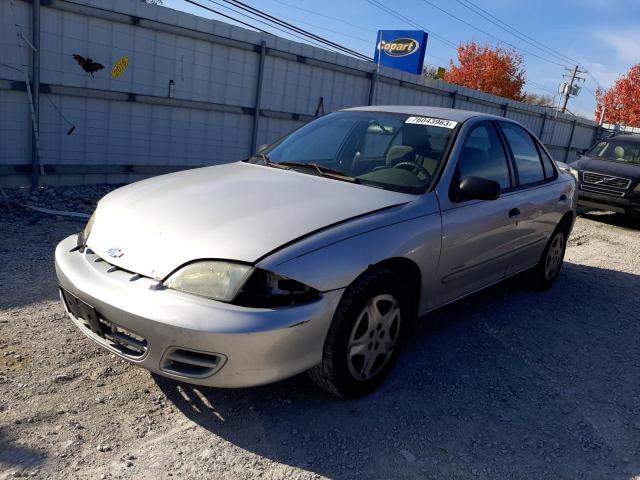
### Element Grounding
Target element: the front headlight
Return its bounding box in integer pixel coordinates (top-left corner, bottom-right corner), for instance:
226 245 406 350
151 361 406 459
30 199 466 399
569 168 579 181
164 261 254 302
558 163 579 181
77 211 96 247
163 260 320 306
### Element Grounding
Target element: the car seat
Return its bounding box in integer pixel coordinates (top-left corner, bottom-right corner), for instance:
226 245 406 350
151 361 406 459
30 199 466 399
386 124 438 175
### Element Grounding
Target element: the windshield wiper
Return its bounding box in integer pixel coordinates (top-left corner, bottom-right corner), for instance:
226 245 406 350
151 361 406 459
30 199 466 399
278 162 360 183
249 152 291 170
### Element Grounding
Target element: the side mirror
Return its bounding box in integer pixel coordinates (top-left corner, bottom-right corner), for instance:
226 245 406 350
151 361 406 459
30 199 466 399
459 176 501 201
257 144 269 153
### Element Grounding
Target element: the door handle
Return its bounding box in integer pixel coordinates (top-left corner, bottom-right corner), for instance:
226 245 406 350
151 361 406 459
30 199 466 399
509 208 521 218
559 194 568 202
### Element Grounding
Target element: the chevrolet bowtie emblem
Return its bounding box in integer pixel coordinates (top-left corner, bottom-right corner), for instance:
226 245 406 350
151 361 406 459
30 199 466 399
107 248 124 258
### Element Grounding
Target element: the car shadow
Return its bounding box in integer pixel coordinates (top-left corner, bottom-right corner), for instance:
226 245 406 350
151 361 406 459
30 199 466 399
155 262 640 479
578 210 640 231
0 431 44 475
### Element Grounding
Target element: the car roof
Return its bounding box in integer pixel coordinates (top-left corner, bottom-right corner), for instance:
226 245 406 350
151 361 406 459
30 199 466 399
342 105 505 123
610 133 640 143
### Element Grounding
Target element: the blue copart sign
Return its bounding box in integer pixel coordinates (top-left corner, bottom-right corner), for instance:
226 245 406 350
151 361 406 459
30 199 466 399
373 30 429 75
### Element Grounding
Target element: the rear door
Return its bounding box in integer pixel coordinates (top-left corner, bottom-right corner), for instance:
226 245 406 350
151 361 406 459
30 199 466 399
434 121 522 305
497 122 565 275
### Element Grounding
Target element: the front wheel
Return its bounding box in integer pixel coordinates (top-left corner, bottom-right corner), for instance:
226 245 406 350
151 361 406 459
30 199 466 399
529 225 568 290
308 268 409 398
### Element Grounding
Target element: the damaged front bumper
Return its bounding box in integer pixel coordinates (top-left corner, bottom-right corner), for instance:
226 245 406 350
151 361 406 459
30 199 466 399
55 234 343 388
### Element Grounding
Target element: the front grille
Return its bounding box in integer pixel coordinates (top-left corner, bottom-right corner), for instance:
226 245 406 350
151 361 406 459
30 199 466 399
101 322 148 357
582 171 631 190
80 315 148 358
161 348 225 378
61 288 148 358
580 184 626 198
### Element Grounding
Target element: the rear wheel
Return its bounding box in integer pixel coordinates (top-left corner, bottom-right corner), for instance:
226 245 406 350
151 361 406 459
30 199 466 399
309 268 409 398
530 224 568 290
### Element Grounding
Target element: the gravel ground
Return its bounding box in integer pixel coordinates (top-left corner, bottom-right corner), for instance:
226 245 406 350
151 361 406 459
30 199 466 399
1 209 640 480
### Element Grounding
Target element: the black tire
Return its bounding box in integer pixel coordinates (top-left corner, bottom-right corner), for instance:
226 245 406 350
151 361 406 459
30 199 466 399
529 222 569 290
308 267 411 398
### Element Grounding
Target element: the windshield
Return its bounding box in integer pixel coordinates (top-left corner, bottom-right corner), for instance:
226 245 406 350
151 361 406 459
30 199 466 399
587 138 640 165
252 111 459 194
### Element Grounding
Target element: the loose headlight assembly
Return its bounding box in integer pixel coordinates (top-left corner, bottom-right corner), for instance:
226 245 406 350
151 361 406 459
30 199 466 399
163 260 319 307
77 211 96 248
234 268 320 307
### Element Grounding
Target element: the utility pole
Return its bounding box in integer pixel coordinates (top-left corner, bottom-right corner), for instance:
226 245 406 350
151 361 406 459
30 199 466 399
31 0 41 188
560 64 586 114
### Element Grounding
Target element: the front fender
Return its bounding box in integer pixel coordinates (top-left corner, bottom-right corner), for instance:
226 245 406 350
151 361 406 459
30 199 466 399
257 194 442 314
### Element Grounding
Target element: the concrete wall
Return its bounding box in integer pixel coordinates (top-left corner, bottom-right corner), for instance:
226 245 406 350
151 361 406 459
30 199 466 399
0 0 604 186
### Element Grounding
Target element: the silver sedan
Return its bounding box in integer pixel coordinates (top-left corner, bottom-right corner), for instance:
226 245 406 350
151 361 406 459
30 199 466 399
55 106 576 398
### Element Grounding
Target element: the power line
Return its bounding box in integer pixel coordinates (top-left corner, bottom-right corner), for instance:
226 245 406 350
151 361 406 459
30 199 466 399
219 0 372 61
254 4 372 45
364 0 458 49
185 0 264 32
187 0 364 58
418 0 567 68
454 0 578 66
526 80 556 95
455 0 607 90
201 0 352 53
584 70 604 90
267 0 375 34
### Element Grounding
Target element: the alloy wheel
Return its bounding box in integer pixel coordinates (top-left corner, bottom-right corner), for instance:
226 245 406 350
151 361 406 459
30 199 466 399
545 232 564 280
347 294 401 381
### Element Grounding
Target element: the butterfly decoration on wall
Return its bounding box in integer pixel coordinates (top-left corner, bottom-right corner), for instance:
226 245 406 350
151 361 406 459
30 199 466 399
72 54 104 77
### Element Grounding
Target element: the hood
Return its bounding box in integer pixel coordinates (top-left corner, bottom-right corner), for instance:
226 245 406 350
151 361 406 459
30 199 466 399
87 162 415 279
573 156 640 178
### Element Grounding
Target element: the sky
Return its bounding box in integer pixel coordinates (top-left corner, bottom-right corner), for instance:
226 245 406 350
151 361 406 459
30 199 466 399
162 0 640 120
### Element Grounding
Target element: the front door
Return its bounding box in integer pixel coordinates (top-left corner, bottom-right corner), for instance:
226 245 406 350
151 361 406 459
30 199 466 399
434 121 521 306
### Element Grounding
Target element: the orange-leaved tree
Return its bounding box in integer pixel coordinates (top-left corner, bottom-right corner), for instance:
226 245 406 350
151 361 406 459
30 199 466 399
595 64 640 127
445 42 526 101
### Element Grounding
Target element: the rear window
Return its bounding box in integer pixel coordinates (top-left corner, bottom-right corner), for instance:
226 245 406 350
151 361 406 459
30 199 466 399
537 145 557 179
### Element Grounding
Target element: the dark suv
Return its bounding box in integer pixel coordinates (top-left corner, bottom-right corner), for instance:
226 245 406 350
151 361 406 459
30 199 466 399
569 133 640 218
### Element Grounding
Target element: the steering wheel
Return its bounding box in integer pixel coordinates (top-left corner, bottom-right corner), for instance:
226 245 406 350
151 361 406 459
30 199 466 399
393 161 430 177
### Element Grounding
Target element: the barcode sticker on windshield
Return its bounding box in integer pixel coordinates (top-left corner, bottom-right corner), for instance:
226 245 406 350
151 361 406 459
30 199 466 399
405 116 458 129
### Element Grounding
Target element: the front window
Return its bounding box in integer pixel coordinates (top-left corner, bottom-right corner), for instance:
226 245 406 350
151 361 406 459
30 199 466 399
588 138 640 165
251 111 459 194
458 123 512 189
